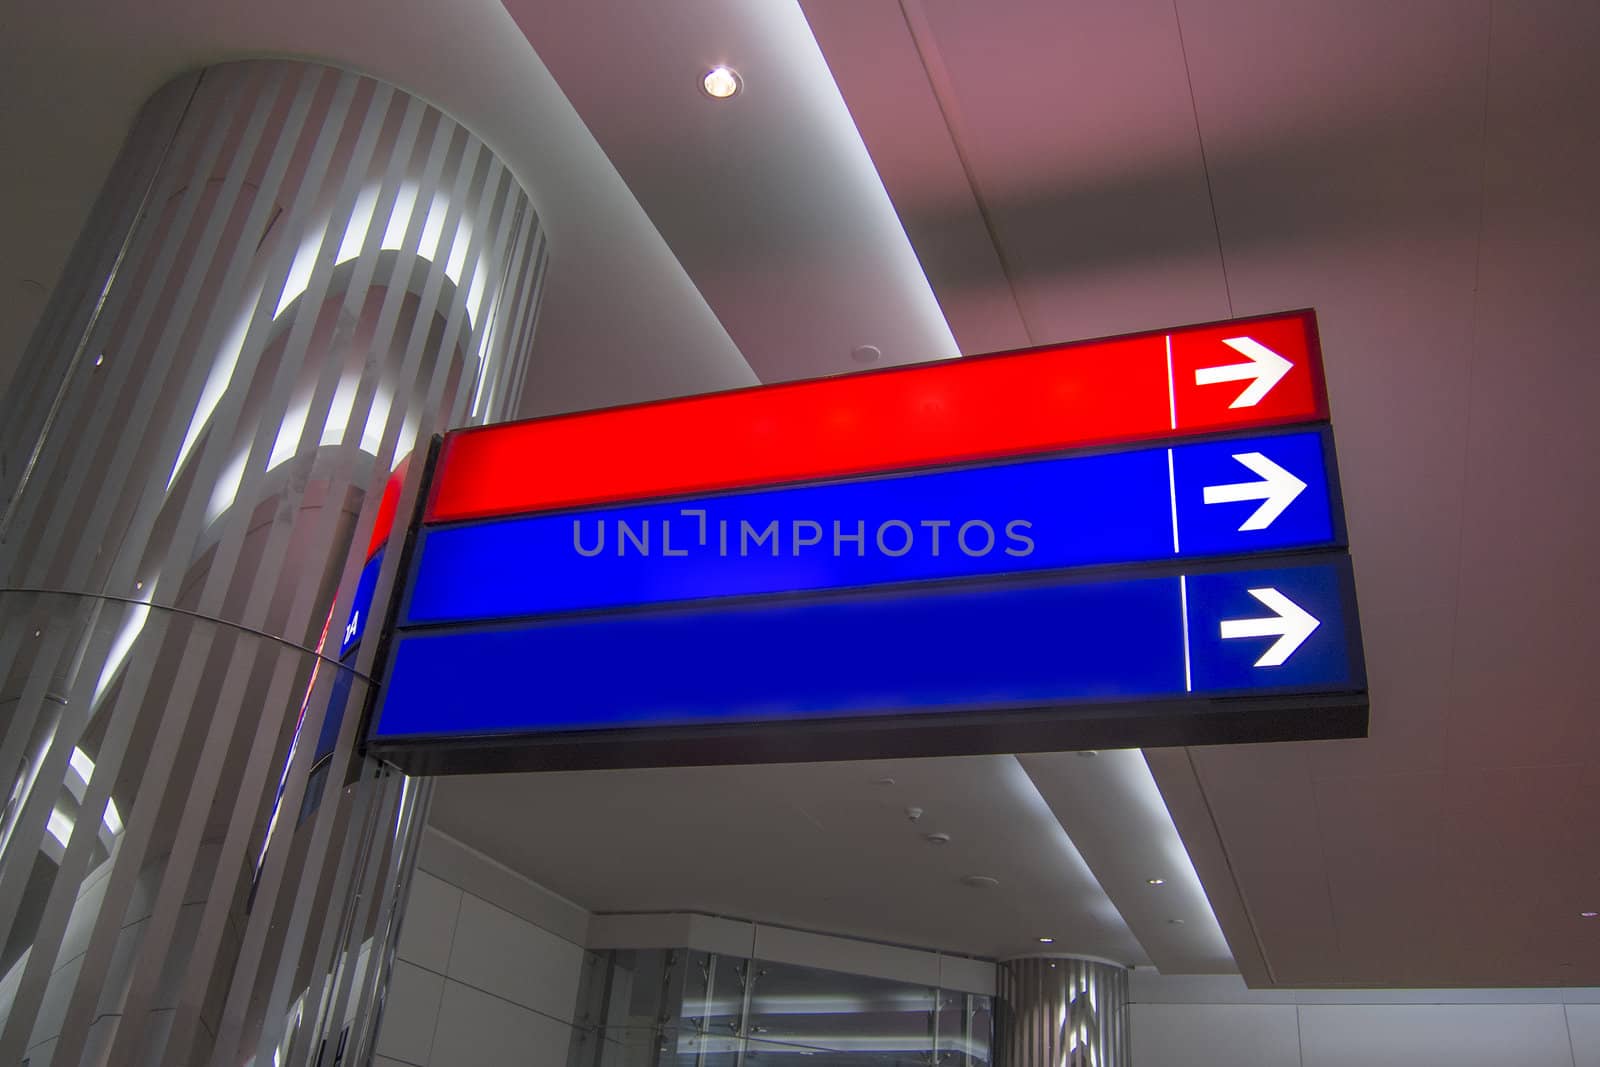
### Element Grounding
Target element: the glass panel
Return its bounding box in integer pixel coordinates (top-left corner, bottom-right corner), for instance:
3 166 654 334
575 943 991 1066
673 949 748 1065
934 990 993 1065
568 948 684 1067
744 959 935 1064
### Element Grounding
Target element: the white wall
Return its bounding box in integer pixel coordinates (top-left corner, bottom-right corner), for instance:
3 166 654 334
1132 973 1600 1067
373 828 591 1067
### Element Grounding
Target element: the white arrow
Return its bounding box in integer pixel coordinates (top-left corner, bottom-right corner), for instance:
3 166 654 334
1219 587 1320 667
1194 336 1294 408
1202 452 1307 531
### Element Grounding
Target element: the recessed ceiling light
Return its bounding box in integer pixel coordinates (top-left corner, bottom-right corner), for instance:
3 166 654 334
1077 750 1099 758
851 344 881 364
1147 878 1166 886
961 874 1000 889
702 66 742 99
1167 918 1185 925
1038 937 1055 944
925 832 951 845
1582 912 1599 919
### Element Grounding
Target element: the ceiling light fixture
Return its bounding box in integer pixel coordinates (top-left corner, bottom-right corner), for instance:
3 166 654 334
1147 878 1166 886
701 66 742 100
1583 912 1599 919
1038 937 1055 944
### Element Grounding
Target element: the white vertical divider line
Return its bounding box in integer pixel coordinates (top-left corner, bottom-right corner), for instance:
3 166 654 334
1165 333 1178 430
1180 575 1193 693
1166 448 1181 555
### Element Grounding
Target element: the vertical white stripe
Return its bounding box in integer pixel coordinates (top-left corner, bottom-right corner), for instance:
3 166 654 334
1165 333 1178 430
1180 574 1193 692
1166 447 1181 554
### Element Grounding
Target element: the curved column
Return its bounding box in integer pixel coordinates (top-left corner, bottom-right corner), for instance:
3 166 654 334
995 956 1130 1067
0 59 546 1065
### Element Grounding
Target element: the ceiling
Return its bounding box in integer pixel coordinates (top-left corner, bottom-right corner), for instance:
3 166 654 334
6 0 1600 989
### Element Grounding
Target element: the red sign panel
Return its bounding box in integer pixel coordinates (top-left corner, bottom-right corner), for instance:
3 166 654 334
428 309 1326 524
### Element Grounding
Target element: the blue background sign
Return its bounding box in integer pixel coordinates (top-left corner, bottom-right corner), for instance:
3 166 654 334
373 558 1361 742
339 551 385 659
403 430 1339 625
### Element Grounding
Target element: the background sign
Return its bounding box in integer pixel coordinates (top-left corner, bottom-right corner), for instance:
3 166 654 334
375 558 1361 740
366 310 1365 774
404 429 1341 623
427 309 1327 523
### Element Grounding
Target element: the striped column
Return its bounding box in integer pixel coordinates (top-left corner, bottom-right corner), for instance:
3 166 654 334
0 59 546 1065
995 957 1130 1067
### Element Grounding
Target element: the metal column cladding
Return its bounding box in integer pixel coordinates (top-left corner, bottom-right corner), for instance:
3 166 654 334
0 60 546 1066
365 309 1366 775
995 957 1130 1067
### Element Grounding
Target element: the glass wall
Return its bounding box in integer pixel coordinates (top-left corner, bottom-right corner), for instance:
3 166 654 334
567 945 992 1066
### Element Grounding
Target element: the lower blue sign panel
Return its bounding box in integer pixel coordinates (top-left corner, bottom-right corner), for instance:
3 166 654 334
370 558 1363 763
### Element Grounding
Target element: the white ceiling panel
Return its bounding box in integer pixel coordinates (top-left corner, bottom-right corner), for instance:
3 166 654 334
429 756 1152 963
907 0 1231 342
502 0 958 382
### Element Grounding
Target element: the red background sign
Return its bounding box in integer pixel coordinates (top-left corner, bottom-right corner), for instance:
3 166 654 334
428 309 1326 524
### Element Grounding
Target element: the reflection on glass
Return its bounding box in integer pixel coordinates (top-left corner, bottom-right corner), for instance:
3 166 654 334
569 944 992 1067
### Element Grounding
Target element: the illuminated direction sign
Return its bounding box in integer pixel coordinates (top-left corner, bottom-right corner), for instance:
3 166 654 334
377 559 1360 740
426 310 1327 522
362 309 1366 773
402 429 1341 623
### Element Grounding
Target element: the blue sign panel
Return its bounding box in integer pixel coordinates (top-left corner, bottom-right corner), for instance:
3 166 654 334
403 430 1339 625
339 551 385 659
372 558 1361 742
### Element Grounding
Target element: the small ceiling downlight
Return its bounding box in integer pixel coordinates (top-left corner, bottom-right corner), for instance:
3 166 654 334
702 66 742 99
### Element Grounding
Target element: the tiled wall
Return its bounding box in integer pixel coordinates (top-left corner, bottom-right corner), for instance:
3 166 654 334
373 829 591 1067
1131 974 1600 1067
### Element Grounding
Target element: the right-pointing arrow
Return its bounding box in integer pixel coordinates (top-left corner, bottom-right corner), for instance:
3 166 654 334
1219 587 1320 667
1202 451 1308 531
1194 336 1294 408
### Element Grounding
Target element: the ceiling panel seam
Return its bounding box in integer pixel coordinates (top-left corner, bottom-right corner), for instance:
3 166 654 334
1302 750 1352 981
896 0 1035 345
1188 748 1279 983
1434 0 1494 792
1169 0 1235 318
